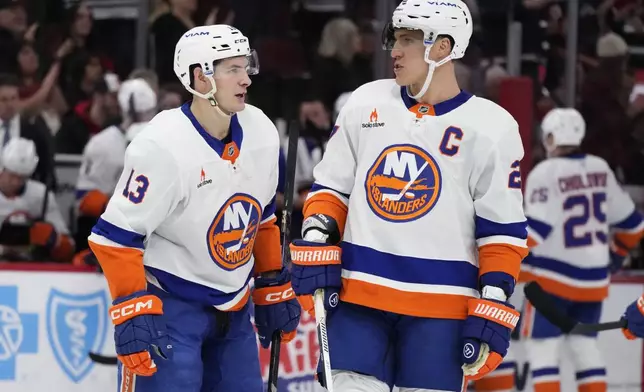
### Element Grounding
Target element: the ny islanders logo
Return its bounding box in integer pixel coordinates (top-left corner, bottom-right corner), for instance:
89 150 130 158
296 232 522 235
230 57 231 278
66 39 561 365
207 193 262 270
365 144 442 222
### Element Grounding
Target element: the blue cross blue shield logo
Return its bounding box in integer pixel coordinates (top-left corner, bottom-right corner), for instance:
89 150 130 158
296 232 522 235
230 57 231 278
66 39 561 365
46 289 108 383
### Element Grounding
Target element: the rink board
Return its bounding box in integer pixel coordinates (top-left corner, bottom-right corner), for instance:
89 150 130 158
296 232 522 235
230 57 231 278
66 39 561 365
0 264 641 392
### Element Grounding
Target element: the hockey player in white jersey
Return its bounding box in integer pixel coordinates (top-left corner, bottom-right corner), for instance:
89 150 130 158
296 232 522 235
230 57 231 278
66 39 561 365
0 138 73 261
288 1 528 391
88 25 301 391
75 78 157 251
521 108 644 392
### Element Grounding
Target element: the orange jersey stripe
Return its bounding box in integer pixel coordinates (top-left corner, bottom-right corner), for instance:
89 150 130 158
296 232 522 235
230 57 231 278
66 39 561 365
303 193 348 236
527 235 539 248
478 243 528 281
89 241 146 300
252 217 282 275
534 381 561 392
533 275 608 302
578 382 607 392
474 374 515 391
340 277 471 319
226 287 250 312
615 229 644 250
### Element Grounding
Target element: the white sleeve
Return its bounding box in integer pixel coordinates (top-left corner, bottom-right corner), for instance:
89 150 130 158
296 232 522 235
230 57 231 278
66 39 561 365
524 165 556 245
89 137 182 249
606 169 644 237
308 101 359 205
78 139 121 195
470 121 528 248
261 137 279 225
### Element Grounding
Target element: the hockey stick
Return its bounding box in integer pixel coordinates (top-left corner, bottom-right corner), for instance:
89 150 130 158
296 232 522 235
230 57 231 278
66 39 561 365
267 119 300 392
314 288 334 391
88 352 118 365
524 281 627 334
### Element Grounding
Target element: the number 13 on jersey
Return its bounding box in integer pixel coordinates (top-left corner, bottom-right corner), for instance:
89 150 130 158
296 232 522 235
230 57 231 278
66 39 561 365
122 169 150 204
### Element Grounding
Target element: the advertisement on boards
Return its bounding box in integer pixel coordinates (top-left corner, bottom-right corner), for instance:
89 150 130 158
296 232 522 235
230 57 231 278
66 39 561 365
0 267 642 391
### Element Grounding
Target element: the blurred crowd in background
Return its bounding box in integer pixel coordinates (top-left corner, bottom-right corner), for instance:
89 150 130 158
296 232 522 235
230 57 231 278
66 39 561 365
2 0 644 268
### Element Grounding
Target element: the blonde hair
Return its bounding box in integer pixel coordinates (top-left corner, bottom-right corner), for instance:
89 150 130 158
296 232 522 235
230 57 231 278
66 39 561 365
318 18 359 65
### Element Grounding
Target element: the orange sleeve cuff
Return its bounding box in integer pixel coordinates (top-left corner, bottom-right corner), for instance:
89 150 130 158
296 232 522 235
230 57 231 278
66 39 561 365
303 193 348 236
252 218 283 275
615 230 644 250
89 240 147 300
478 243 528 282
79 190 109 217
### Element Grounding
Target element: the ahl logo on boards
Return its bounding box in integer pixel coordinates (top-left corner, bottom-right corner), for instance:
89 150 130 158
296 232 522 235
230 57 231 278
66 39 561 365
0 286 38 380
47 289 109 383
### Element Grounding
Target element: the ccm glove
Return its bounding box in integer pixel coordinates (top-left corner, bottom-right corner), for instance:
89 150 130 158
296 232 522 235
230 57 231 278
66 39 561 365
110 291 172 376
623 295 644 340
252 268 301 349
461 289 520 380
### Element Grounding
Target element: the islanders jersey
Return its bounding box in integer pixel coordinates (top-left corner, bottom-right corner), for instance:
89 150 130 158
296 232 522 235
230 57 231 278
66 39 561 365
0 179 69 235
305 79 529 319
88 102 283 310
76 125 127 198
522 154 644 301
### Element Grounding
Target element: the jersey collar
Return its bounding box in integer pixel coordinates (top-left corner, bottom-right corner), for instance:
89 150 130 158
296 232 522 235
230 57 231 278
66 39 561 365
400 87 472 117
181 102 244 162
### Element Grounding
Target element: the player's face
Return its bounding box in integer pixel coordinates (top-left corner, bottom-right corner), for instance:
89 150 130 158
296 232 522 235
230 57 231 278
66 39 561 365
391 30 428 87
213 56 252 114
0 170 26 197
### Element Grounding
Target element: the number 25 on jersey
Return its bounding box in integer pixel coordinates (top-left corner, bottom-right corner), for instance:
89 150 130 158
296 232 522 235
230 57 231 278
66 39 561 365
122 169 150 204
564 192 607 247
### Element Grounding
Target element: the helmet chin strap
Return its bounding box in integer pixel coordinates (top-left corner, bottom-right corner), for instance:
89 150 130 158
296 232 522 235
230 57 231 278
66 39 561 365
185 74 233 117
407 46 454 100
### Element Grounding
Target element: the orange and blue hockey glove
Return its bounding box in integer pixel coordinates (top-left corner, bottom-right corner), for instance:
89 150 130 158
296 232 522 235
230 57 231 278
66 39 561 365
252 268 301 349
623 295 644 340
461 274 519 380
110 291 172 376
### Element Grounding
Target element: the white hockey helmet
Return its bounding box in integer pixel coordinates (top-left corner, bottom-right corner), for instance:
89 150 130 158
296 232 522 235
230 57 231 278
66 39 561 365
384 0 473 99
541 108 586 153
173 24 258 109
118 78 157 116
1 137 39 177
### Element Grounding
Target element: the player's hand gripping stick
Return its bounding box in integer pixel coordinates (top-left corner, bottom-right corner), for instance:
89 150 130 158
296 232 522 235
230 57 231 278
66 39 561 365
109 291 172 376
623 295 644 339
252 268 301 349
461 287 519 380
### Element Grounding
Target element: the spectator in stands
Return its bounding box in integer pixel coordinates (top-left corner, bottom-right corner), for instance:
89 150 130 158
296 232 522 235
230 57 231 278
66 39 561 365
55 77 120 154
0 0 27 74
58 1 102 108
581 31 633 173
158 83 185 110
0 137 73 262
16 39 73 134
0 73 56 186
129 68 159 94
300 17 371 132
150 0 197 85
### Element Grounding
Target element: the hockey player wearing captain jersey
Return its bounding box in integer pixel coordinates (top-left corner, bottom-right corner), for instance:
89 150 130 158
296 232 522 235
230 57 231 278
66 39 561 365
288 1 528 391
74 78 158 252
0 138 73 261
87 25 300 391
519 108 644 392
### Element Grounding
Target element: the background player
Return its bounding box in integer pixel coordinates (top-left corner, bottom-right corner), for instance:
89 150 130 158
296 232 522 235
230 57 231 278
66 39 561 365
520 108 644 392
288 1 528 391
87 24 300 391
74 78 158 252
0 137 73 262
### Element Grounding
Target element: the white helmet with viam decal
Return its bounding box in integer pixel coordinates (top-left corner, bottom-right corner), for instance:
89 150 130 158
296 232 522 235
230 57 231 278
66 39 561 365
173 24 259 114
383 0 473 99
